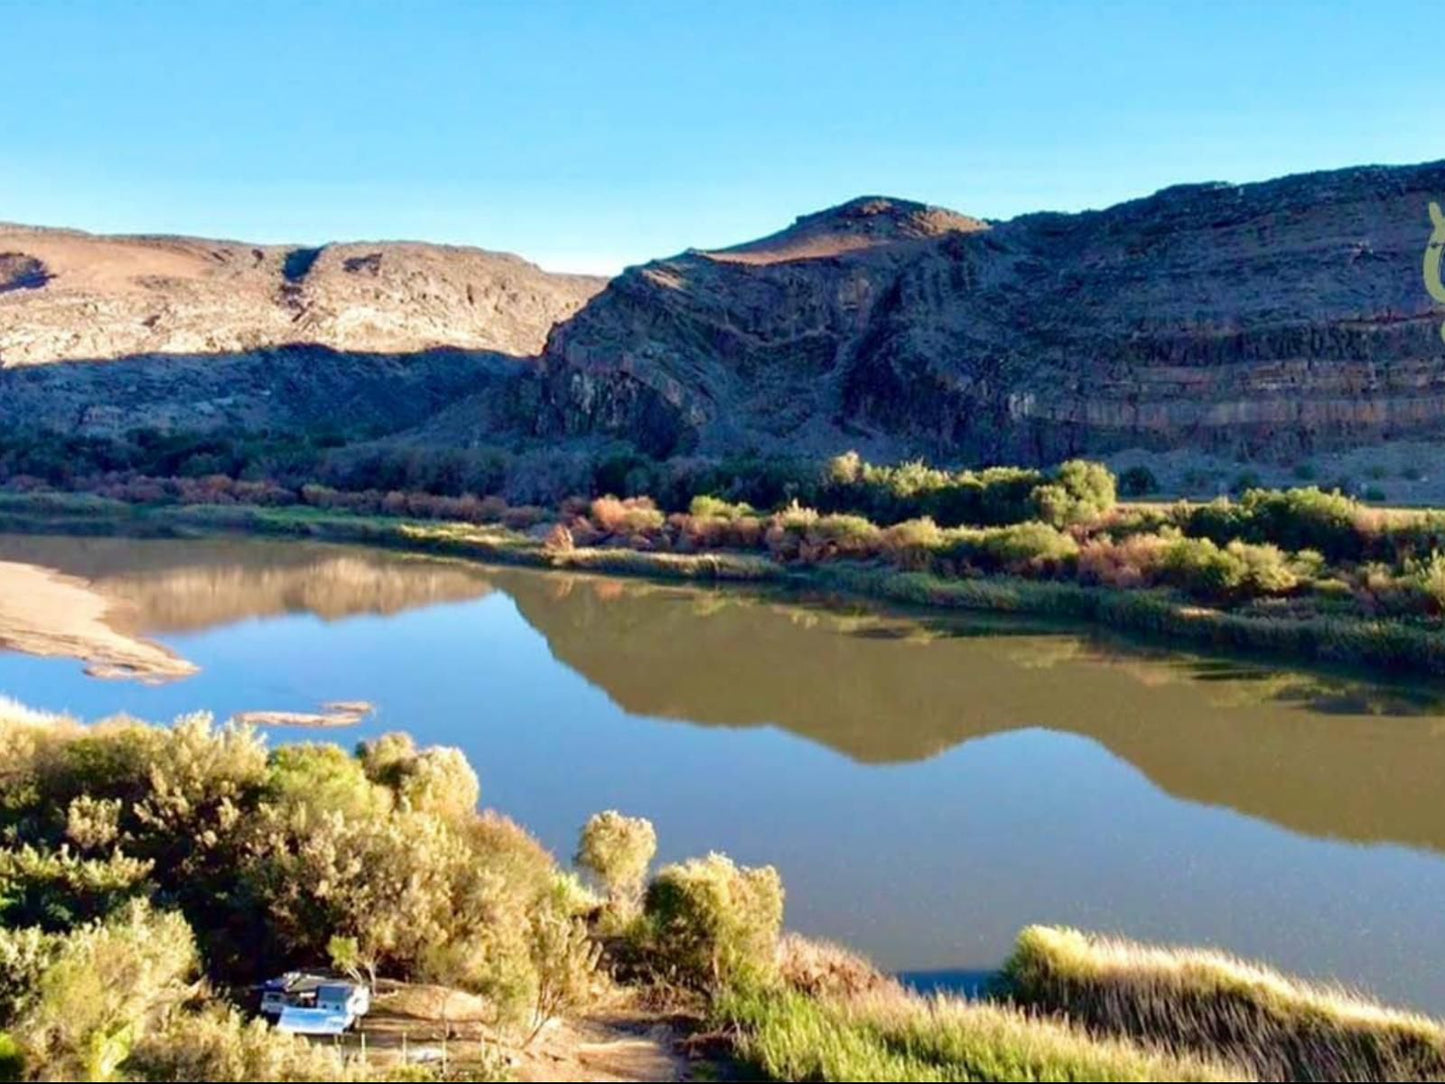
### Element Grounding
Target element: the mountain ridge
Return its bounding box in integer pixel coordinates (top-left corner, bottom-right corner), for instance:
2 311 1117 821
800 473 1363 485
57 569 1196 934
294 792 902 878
536 158 1445 460
4 158 1445 465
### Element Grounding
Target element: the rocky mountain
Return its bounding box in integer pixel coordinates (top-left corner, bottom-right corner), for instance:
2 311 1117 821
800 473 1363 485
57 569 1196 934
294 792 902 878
4 160 1445 463
0 224 604 437
537 163 1445 461
0 224 604 365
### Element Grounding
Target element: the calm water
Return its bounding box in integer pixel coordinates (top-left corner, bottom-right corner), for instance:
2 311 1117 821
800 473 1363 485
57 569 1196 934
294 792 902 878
3 534 1445 1010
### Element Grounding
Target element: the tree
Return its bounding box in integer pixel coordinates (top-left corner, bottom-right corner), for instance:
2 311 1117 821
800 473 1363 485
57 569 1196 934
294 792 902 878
575 811 656 913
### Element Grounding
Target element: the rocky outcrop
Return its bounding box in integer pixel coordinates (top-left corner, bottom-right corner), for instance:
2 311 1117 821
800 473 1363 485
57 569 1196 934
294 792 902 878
0 225 605 366
537 164 1445 461
0 224 604 438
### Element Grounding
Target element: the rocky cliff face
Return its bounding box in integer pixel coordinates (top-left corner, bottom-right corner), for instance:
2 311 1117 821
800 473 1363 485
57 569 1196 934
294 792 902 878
537 163 1445 461
0 225 605 366
0 224 604 437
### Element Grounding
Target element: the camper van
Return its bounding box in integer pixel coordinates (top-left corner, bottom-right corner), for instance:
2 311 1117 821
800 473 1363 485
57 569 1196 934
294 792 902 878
259 971 371 1035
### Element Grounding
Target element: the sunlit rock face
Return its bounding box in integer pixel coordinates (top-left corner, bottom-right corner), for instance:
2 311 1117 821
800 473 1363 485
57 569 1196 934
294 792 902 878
536 164 1445 462
0 225 605 366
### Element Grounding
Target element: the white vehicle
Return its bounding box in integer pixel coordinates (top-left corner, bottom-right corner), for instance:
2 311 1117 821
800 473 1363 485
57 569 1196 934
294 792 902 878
259 971 371 1035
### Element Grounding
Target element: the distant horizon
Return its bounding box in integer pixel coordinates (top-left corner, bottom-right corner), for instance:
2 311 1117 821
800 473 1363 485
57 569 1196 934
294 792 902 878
4 1 1439 275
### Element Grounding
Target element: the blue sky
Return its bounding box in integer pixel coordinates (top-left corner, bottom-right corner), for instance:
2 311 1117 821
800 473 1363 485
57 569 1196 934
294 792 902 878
1 0 1439 274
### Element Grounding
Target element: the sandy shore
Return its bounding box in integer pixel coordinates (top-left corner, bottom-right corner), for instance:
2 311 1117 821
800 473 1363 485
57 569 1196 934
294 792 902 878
0 559 197 682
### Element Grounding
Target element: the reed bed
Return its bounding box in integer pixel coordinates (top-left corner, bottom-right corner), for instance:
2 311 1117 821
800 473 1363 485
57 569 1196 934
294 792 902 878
999 926 1445 1082
719 981 1247 1082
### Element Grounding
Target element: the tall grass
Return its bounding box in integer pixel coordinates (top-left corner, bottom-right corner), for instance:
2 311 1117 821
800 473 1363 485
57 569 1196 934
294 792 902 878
719 982 1245 1082
1000 926 1445 1082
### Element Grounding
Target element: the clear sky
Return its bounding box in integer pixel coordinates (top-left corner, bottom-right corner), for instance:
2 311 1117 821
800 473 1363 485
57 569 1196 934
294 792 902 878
1 0 1439 274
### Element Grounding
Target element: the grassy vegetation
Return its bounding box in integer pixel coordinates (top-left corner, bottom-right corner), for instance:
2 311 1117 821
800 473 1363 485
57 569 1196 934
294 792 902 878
718 984 1243 1082
999 926 1445 1082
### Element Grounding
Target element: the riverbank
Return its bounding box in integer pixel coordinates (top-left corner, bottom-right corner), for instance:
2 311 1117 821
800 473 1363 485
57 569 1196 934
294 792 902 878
4 706 1444 1081
5 489 1445 682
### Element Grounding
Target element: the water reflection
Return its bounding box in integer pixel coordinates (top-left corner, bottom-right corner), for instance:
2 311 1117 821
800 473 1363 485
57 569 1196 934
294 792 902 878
0 534 494 633
494 570 1445 856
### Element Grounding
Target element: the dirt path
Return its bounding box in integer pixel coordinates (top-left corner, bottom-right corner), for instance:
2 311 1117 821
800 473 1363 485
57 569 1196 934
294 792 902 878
0 558 196 682
352 983 698 1082
516 1013 692 1082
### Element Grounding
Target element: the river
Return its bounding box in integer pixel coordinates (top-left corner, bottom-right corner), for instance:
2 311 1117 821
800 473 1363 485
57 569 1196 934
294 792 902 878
1 533 1443 1011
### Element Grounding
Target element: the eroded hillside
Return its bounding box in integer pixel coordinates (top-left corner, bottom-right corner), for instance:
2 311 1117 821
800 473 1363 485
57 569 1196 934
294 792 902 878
537 163 1445 461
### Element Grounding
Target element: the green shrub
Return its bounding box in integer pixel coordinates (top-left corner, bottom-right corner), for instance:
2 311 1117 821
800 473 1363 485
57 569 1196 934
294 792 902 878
762 503 819 561
880 517 944 570
63 796 122 852
1230 540 1299 596
575 811 657 911
0 846 153 931
124 1005 355 1082
0 1034 19 1082
818 453 1045 527
810 514 882 558
1034 459 1117 526
10 901 197 1082
643 853 784 992
688 495 754 520
1157 536 1299 601
1402 552 1445 615
265 743 392 820
0 928 54 1024
1180 497 1246 544
676 498 765 550
760 504 887 563
1221 487 1364 560
1117 465 1158 497
526 906 602 1045
958 522 1079 572
357 733 479 819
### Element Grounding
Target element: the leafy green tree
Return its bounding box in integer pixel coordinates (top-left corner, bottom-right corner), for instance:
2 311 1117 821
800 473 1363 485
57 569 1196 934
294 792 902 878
0 846 152 931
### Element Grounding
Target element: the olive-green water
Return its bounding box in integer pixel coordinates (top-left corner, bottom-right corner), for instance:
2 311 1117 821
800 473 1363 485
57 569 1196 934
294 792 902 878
2 534 1444 1010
